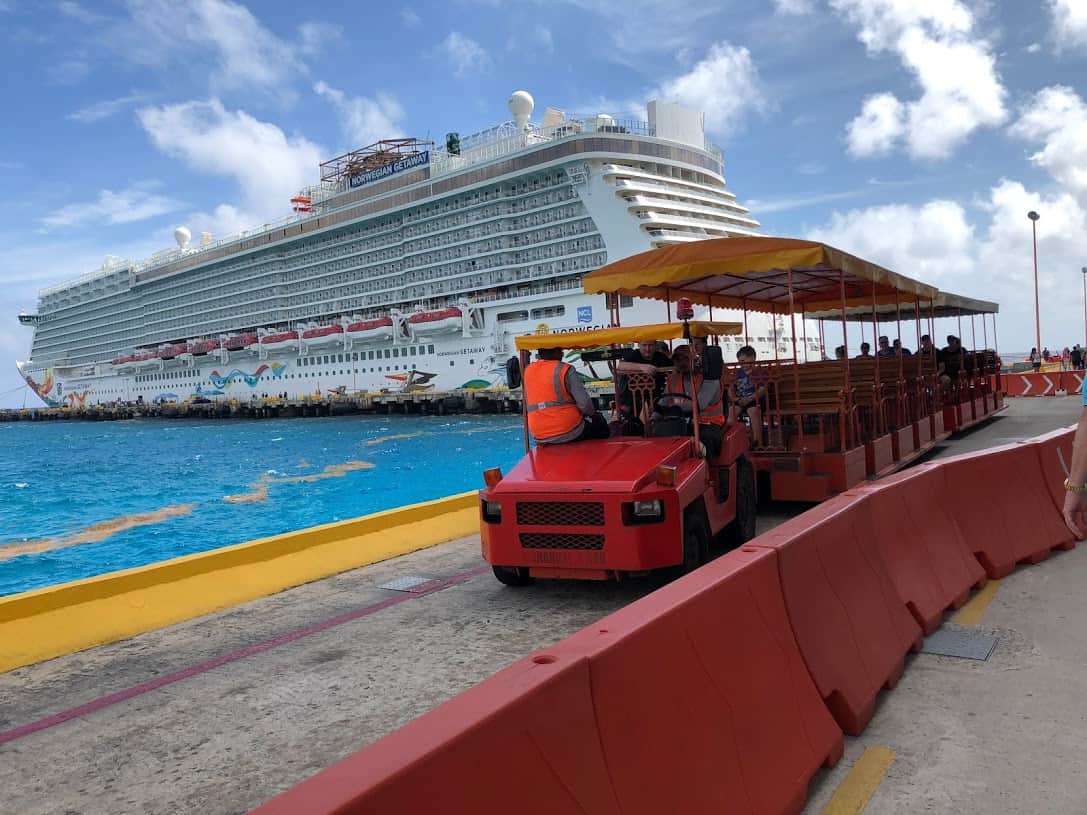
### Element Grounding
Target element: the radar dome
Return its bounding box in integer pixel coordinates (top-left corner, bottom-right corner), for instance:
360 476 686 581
508 90 534 129
174 226 192 249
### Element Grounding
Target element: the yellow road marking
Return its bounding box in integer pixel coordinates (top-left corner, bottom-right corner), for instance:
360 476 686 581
952 579 1002 626
820 746 895 815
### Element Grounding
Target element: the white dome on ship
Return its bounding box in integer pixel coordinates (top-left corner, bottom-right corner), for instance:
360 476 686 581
174 226 191 249
508 90 534 129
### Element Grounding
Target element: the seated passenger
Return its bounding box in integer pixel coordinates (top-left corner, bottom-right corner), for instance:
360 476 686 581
654 344 726 458
855 342 872 359
941 335 963 389
614 339 670 434
893 339 912 356
877 335 895 358
834 345 847 360
729 345 766 447
524 348 610 445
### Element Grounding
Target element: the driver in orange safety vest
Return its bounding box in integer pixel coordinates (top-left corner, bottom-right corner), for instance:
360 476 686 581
656 344 728 458
524 348 610 444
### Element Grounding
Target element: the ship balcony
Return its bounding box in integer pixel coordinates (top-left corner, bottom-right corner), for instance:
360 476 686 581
635 209 762 237
624 193 760 228
18 313 46 325
601 164 729 197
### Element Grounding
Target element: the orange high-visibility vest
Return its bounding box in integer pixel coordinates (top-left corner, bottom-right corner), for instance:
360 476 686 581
665 371 725 425
525 360 584 441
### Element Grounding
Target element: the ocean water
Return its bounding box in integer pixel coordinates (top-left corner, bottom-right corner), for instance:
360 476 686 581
0 415 525 597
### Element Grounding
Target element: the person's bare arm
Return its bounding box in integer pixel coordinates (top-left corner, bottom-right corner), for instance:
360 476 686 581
1062 407 1087 537
614 360 658 375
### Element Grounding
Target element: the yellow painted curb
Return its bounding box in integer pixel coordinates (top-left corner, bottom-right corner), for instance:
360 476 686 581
820 746 895 815
952 579 1001 626
0 491 481 674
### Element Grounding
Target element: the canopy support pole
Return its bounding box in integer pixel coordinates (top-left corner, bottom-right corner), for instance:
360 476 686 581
872 282 881 435
840 269 851 448
788 266 803 453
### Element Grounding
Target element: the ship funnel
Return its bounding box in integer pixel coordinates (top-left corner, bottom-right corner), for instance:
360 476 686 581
508 90 534 130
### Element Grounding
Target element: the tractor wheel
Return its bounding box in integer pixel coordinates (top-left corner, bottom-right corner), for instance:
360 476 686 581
492 565 534 587
722 457 757 549
681 507 711 574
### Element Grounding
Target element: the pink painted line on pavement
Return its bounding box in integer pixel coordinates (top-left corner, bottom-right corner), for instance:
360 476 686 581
0 565 490 746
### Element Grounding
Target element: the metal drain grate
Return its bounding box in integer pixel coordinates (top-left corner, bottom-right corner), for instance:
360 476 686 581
921 627 997 661
377 575 440 593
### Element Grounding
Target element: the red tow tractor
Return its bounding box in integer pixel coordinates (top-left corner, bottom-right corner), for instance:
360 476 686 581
480 316 757 585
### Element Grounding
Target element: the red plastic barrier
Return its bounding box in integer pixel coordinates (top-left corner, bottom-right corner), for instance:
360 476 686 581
568 547 842 815
1024 426 1076 515
750 497 923 736
1063 372 1084 395
852 469 986 634
934 443 1076 578
1005 371 1061 396
254 547 843 815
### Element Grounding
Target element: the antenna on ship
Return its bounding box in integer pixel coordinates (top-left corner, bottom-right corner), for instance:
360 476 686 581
508 90 534 131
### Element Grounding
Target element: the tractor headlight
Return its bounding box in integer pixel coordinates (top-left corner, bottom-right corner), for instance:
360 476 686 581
481 499 502 524
623 499 665 525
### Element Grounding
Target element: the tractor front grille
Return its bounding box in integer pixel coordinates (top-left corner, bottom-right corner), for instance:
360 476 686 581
519 533 605 551
516 501 604 526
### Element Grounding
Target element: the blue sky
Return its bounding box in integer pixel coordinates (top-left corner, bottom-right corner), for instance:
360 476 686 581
1 0 1086 407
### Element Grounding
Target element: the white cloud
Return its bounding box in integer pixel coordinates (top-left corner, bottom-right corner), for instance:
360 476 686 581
1025 42 1042 53
534 24 554 52
401 7 421 27
774 0 815 14
67 92 150 123
833 0 1007 160
1009 86 1087 205
121 0 306 99
137 98 323 225
654 41 768 135
807 183 1087 353
437 31 489 77
58 1 105 24
314 81 404 148
297 21 343 56
1051 0 1087 52
846 92 905 156
49 58 92 84
40 184 183 229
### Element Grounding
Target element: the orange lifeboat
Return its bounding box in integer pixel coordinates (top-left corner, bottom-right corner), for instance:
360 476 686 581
301 324 344 348
345 316 394 342
407 307 462 335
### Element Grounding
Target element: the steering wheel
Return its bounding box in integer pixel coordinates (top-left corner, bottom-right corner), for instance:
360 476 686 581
655 391 694 415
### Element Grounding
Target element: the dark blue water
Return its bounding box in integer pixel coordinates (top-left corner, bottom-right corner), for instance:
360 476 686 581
0 416 524 597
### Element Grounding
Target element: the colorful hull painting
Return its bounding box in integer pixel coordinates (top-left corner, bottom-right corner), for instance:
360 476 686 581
209 362 288 390
22 368 60 406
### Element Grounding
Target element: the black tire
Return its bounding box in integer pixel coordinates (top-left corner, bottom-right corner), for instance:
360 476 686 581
681 506 711 574
492 565 534 586
722 457 757 549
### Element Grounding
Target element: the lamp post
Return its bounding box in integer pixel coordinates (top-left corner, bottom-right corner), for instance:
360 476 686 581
1028 210 1041 356
1082 266 1087 352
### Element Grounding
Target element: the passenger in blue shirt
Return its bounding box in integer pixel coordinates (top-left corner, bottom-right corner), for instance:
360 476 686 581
730 345 766 447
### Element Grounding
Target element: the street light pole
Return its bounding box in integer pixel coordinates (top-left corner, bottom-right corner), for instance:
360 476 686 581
1082 266 1087 352
1028 210 1041 356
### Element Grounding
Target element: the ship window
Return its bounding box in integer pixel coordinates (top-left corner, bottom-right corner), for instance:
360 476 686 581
428 344 435 353
393 348 399 357
368 351 374 359
384 349 391 358
620 295 634 308
531 306 566 319
450 360 455 366
497 310 528 323
410 347 416 356
338 354 344 363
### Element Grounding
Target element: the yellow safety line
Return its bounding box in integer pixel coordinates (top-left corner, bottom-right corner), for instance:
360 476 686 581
820 746 895 815
952 579 1002 626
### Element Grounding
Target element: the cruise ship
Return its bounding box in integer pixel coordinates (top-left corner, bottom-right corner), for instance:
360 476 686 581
16 91 814 408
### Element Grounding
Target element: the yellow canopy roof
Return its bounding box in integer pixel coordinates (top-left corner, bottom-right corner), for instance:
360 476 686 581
805 291 999 322
581 236 939 314
514 320 742 351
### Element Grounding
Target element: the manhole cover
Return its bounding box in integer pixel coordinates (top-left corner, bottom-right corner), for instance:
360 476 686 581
377 575 440 593
921 627 997 661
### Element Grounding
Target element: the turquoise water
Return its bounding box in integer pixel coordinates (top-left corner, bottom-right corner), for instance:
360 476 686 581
0 416 525 597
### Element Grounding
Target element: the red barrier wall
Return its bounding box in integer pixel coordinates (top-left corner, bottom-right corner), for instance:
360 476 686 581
254 547 842 815
1005 371 1076 396
750 497 922 736
934 444 1075 577
853 469 986 634
1023 426 1076 514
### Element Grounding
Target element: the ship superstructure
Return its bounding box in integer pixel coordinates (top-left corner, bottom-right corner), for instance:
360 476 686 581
16 92 810 408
